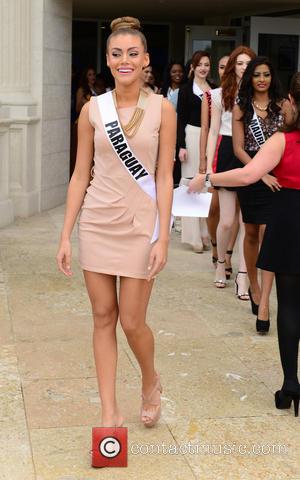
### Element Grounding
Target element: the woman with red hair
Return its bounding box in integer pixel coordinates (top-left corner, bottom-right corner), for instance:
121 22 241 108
206 46 256 296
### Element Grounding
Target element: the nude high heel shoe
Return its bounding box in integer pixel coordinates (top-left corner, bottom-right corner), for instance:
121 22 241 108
140 373 162 428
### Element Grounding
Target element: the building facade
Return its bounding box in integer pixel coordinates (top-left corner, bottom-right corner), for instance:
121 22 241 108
0 0 300 227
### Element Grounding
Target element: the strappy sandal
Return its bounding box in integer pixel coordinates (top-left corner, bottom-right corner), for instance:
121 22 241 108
211 240 218 268
214 260 227 288
225 249 233 280
141 372 162 428
235 272 250 301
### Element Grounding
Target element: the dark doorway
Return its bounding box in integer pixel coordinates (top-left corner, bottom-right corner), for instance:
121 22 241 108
258 33 299 95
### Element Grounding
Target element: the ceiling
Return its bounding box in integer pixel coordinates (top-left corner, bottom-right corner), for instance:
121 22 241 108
73 0 300 21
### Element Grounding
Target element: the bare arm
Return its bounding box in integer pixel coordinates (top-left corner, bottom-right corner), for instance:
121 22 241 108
206 100 221 172
56 102 94 275
188 132 285 192
76 87 87 114
232 104 252 165
281 98 294 126
147 98 176 280
199 94 209 173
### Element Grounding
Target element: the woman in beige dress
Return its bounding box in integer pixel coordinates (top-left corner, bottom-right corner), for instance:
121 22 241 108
56 16 176 428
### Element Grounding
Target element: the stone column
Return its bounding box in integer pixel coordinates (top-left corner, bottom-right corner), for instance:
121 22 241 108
0 0 72 226
0 0 40 222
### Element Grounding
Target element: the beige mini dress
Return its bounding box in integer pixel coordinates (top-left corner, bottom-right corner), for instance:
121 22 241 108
78 92 162 279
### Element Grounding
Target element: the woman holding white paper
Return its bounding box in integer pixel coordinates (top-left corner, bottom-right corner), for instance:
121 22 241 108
177 50 215 253
56 16 176 429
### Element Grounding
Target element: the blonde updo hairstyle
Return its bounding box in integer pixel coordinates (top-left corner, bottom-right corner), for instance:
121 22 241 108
107 16 147 52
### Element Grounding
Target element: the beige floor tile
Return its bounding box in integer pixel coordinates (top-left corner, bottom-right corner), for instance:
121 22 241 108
169 416 300 480
0 426 35 480
0 206 298 480
22 352 141 429
30 424 194 480
224 335 286 393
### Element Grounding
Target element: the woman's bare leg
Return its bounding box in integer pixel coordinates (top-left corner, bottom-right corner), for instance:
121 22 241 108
207 189 219 262
119 277 158 417
258 224 274 321
83 271 121 427
215 189 236 284
225 204 240 274
235 211 249 299
244 223 260 305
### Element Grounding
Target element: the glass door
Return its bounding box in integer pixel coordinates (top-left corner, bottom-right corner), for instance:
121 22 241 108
250 16 300 94
185 26 242 83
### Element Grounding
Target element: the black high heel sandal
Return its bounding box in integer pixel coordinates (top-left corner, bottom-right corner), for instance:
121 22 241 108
248 288 259 316
256 318 270 334
225 250 233 280
275 389 300 417
234 272 250 301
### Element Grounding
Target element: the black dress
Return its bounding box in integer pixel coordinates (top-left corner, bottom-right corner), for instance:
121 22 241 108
257 130 300 274
237 110 284 224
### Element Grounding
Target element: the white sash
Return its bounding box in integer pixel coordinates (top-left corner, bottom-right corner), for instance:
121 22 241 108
249 109 266 148
97 91 161 243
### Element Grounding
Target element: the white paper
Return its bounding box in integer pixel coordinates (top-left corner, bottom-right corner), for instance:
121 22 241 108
172 185 212 217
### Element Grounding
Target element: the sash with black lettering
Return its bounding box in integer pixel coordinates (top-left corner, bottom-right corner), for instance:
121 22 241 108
97 91 160 243
249 109 266 148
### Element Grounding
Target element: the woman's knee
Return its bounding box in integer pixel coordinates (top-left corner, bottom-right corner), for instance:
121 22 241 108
218 218 234 231
120 312 144 338
245 225 259 244
92 303 118 329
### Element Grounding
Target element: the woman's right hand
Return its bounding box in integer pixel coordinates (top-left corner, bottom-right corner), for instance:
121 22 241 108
262 174 281 192
179 148 188 163
56 238 73 277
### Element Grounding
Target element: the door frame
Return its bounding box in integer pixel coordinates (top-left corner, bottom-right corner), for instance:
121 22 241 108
250 16 300 70
185 25 243 62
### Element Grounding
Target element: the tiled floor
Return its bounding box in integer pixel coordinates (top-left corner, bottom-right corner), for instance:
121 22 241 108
0 206 299 480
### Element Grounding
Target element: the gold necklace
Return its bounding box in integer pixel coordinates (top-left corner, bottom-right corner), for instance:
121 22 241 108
252 99 270 111
112 89 148 138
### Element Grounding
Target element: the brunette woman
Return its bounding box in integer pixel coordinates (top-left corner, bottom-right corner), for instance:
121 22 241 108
233 56 293 332
206 46 256 296
189 72 300 416
57 16 176 428
177 50 215 252
76 67 98 114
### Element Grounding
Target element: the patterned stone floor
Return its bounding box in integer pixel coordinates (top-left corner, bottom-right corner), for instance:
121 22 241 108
0 206 299 480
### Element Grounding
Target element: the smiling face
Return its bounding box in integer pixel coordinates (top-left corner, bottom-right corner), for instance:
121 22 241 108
170 64 184 87
235 54 252 82
252 64 272 94
106 33 149 87
194 56 210 81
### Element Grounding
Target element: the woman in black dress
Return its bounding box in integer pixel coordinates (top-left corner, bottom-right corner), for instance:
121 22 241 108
232 57 293 332
189 72 300 416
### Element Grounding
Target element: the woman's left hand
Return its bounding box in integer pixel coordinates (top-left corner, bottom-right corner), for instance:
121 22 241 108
147 240 168 281
187 174 205 193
